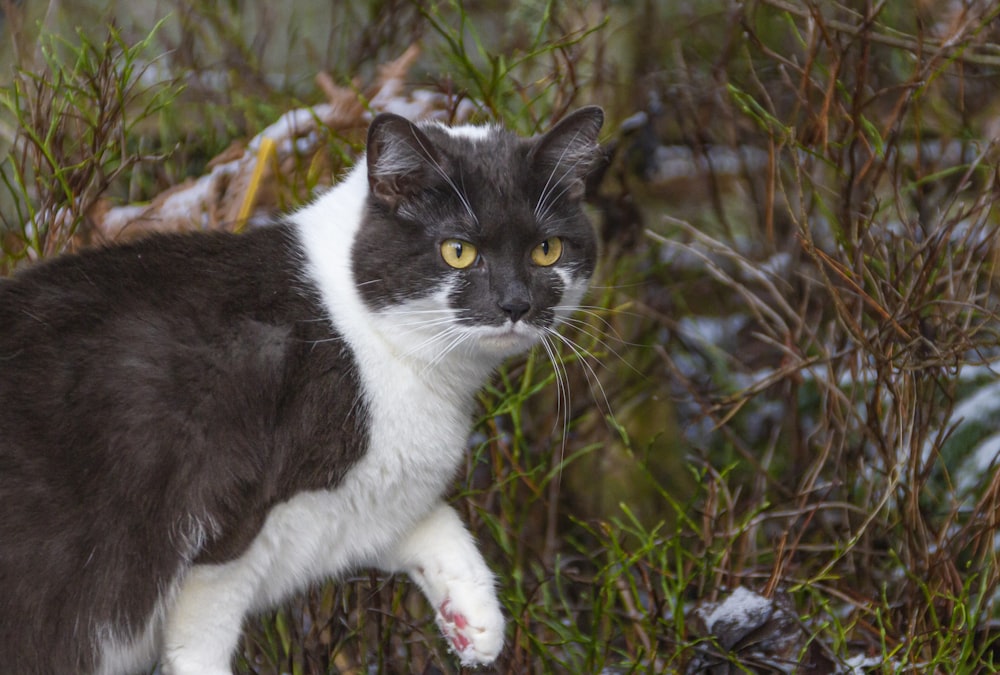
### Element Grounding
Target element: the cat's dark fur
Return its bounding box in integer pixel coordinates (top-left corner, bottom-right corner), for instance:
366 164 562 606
1 227 368 669
0 106 603 673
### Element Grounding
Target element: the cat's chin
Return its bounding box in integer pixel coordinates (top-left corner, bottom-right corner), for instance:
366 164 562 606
473 322 543 357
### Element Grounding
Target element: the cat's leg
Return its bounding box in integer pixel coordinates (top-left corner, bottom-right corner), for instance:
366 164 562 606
382 503 505 666
159 564 250 675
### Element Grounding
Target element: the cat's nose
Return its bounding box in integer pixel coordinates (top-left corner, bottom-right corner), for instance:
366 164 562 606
499 298 531 323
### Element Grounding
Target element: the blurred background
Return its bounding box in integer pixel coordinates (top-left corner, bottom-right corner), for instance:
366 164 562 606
3 1 1000 672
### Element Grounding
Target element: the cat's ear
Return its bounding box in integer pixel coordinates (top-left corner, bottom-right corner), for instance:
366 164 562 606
530 106 604 201
366 113 443 209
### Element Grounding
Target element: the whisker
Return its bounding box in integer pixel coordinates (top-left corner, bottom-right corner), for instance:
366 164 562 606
536 175 583 224
555 313 630 350
305 335 344 347
538 334 572 490
554 306 625 336
544 326 615 424
583 281 651 292
383 308 456 316
421 327 474 375
532 214 577 228
554 307 648 373
539 334 571 444
534 130 594 224
407 129 478 224
554 318 625 357
399 324 464 361
388 317 458 331
533 127 590 222
560 303 654 332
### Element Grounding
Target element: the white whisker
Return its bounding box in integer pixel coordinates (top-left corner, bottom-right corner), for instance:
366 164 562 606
539 334 571 445
543 326 614 423
399 324 464 361
305 336 344 347
388 316 458 332
536 175 583 224
407 129 479 224
534 127 591 223
553 307 646 375
534 128 583 217
420 327 475 375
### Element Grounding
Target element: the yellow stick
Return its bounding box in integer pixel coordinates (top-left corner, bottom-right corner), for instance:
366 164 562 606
235 136 277 232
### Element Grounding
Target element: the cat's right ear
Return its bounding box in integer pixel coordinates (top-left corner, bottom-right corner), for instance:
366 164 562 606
366 113 442 209
529 106 604 202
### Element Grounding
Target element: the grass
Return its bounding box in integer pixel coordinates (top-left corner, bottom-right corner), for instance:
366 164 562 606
4 0 1000 673
0 19 176 267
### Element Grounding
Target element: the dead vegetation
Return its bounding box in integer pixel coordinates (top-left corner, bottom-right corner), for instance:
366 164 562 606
3 1 1000 672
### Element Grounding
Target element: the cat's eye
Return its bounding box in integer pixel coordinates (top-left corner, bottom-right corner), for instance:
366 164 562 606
440 239 479 269
531 237 563 266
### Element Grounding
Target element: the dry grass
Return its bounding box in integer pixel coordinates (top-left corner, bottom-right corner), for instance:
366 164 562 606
3 1 1000 672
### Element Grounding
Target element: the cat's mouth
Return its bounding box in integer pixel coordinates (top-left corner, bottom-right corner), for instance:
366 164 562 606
475 321 542 353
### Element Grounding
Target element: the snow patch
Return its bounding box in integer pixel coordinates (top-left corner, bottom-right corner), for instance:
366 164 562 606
699 586 773 633
843 652 884 674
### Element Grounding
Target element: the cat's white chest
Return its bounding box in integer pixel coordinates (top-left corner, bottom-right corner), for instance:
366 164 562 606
219 362 475 614
230 178 491 604
152 375 479 673
343 355 474 532
289 165 490 520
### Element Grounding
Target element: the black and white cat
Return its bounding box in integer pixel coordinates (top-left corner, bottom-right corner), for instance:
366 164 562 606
0 106 603 673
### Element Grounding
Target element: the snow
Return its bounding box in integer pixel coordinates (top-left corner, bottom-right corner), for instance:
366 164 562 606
251 104 335 155
953 378 1000 424
158 166 235 227
958 432 1000 492
676 314 748 350
935 377 1000 493
651 144 769 182
700 586 773 633
842 653 884 674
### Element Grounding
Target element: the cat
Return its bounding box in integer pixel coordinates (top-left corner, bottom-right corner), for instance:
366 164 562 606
0 105 604 674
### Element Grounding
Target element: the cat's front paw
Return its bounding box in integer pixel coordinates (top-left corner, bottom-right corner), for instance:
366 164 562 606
435 593 504 666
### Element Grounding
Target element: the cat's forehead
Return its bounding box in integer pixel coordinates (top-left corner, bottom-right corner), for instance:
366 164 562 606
417 122 534 203
434 122 497 141
419 122 523 164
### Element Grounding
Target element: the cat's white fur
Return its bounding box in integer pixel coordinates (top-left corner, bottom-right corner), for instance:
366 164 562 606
162 161 509 673
97 127 543 673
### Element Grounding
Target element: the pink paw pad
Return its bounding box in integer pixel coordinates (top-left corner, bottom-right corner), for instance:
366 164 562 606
438 598 471 652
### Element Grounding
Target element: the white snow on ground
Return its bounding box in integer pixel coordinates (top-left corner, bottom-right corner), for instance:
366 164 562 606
842 653 884 674
945 377 1000 493
250 104 333 154
958 431 1000 493
699 586 772 633
952 377 1000 424
676 314 749 350
697 588 894 674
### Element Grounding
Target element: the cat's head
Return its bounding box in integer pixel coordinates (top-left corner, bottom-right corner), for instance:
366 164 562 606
352 107 604 366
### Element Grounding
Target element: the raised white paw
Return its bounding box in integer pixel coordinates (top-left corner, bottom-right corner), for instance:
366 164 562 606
435 593 505 666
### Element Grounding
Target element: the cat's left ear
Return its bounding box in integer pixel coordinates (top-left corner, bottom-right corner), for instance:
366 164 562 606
529 106 605 200
366 113 444 209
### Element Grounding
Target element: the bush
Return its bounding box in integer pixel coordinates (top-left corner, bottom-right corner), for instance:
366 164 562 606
3 1 1000 672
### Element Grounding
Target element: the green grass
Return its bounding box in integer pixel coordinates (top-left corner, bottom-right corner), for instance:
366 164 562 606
0 19 176 267
4 1 1000 673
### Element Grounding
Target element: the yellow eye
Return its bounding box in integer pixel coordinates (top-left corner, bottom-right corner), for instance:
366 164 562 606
440 239 478 269
531 237 563 266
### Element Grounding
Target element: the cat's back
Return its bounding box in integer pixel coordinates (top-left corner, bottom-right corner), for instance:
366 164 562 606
0 224 366 673
0 222 361 503
1 226 299 336
0 225 318 460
